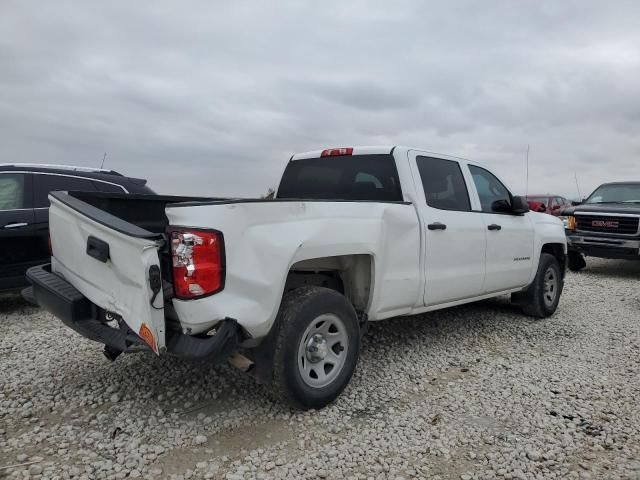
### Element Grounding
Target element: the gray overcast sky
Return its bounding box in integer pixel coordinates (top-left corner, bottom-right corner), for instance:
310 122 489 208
1 1 639 198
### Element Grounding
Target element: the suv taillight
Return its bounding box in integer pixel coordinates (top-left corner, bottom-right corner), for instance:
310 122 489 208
168 228 225 299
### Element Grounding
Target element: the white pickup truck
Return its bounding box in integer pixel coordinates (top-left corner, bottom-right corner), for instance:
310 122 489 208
26 146 566 409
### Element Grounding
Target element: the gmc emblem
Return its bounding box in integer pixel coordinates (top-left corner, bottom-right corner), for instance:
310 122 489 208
592 220 619 228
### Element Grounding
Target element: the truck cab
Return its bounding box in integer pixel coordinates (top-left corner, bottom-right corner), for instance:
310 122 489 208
277 147 561 307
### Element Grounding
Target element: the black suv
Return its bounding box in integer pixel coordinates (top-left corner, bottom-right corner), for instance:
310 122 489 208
0 164 154 293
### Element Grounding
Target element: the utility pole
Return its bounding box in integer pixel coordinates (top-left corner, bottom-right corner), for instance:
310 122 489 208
525 144 530 196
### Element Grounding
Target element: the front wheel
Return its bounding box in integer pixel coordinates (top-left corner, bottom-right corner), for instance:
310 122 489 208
513 253 563 318
270 286 360 409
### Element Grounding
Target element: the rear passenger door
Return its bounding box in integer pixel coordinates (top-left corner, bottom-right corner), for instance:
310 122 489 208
409 153 487 306
0 172 36 290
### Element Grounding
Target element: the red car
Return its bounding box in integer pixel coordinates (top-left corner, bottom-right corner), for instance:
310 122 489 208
525 194 571 216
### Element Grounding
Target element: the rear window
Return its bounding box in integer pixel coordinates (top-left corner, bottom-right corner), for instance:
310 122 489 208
276 154 403 201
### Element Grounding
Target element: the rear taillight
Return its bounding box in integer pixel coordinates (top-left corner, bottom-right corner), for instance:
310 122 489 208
168 228 225 299
320 147 353 157
48 233 52 255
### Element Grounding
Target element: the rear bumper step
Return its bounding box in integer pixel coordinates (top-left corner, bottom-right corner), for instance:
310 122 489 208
25 264 240 362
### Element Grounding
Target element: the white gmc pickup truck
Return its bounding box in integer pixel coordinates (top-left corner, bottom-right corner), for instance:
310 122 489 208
26 146 566 409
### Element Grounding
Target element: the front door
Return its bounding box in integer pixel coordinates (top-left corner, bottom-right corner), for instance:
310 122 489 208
0 173 36 291
468 165 534 292
410 153 487 306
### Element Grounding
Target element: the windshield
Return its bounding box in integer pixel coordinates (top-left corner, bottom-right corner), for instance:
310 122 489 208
585 184 640 204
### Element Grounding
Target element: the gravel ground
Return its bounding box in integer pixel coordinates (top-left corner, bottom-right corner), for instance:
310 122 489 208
1 258 639 480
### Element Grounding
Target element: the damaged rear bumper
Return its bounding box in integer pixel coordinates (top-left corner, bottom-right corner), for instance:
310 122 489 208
25 264 240 362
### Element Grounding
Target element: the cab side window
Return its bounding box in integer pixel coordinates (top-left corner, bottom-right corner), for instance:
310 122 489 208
416 156 471 211
0 174 26 211
469 165 511 213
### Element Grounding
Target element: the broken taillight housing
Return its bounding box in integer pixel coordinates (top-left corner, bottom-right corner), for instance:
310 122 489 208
168 228 225 299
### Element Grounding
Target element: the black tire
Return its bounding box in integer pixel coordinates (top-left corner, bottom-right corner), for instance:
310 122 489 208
515 253 563 318
270 286 360 410
567 251 586 271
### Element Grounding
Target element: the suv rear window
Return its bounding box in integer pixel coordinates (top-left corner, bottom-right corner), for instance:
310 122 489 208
277 154 403 201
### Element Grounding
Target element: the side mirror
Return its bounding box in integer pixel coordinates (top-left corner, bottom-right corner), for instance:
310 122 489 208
491 199 512 213
571 199 585 206
511 196 530 214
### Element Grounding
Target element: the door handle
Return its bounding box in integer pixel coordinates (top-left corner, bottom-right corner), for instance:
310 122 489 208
427 222 447 231
86 235 110 263
4 222 29 229
488 224 502 231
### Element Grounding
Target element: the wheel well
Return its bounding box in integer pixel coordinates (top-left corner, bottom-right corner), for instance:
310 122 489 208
284 254 372 311
251 255 373 385
541 243 566 277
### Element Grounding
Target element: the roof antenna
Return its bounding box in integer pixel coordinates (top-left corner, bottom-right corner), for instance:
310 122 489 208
574 172 582 200
100 152 107 170
525 144 530 196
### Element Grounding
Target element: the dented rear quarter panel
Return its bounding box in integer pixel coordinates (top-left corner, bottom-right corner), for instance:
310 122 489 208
165 200 421 338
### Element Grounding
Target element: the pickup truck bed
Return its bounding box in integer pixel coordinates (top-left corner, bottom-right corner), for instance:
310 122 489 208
31 189 420 344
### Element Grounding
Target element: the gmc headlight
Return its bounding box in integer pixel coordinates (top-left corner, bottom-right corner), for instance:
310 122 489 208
561 215 576 231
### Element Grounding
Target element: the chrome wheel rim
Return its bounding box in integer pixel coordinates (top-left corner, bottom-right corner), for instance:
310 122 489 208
297 313 349 388
543 267 558 307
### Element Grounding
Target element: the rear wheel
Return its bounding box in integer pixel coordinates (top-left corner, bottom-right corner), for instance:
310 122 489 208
514 253 563 318
567 251 586 271
270 286 360 409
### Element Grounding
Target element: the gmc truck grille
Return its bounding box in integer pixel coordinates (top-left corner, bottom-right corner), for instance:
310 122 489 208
576 214 639 235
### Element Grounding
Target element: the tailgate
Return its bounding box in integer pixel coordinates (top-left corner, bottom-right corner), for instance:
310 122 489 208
48 192 166 353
